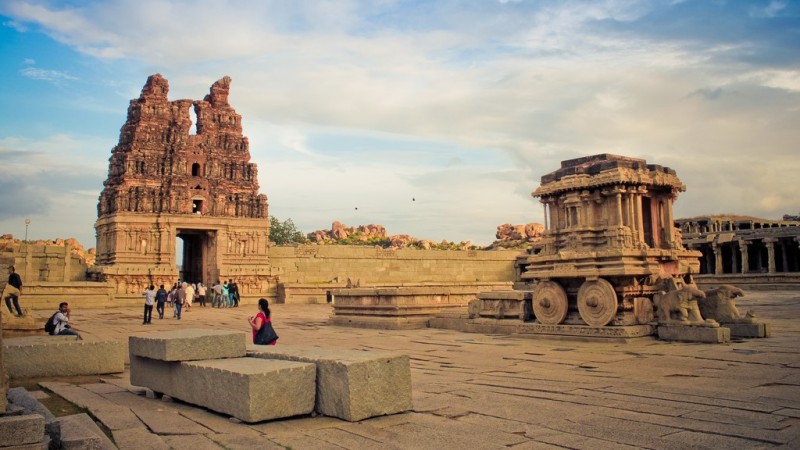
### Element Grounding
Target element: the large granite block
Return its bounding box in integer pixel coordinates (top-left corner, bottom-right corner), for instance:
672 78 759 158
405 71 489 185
128 329 246 361
0 414 44 447
247 344 412 421
130 355 315 423
3 337 124 379
657 324 731 343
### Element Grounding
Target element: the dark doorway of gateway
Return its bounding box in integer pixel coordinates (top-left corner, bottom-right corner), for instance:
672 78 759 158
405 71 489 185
177 230 209 284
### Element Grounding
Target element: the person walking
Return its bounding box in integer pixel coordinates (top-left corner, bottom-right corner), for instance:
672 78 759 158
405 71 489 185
155 284 168 319
142 284 155 324
175 282 187 319
51 302 81 339
221 281 230 308
2 265 24 317
230 280 239 307
197 282 206 307
185 282 195 311
212 281 223 308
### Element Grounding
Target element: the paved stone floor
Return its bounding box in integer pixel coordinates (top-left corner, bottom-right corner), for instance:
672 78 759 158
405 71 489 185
20 290 800 449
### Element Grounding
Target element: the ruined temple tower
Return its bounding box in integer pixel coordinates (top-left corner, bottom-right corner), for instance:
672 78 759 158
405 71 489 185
93 74 273 299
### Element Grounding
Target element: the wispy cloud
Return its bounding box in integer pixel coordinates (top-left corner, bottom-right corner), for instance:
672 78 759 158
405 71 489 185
20 66 77 82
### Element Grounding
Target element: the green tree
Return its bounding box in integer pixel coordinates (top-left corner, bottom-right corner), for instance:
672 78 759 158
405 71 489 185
269 216 308 245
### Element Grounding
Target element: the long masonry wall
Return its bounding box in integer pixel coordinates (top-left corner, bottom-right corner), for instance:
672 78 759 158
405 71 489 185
267 245 522 303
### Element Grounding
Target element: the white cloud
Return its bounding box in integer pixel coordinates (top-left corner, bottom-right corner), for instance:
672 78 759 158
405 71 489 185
1 0 799 245
20 67 77 82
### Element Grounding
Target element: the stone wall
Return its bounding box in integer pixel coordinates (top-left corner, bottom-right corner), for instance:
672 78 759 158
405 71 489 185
268 245 521 303
0 241 91 283
269 245 520 284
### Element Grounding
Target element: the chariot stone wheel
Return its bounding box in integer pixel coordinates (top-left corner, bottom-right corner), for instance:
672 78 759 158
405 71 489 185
577 278 618 327
533 281 568 325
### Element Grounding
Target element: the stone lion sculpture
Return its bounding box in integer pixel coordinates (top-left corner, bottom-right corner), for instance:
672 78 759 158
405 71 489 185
698 285 756 324
468 298 481 319
653 285 718 327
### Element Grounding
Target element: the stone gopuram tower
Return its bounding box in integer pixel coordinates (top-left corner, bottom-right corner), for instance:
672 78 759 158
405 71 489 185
93 74 272 300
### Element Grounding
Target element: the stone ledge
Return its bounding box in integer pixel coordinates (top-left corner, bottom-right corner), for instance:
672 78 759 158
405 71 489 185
429 317 656 342
130 356 316 423
128 328 246 361
247 344 412 422
3 337 124 378
657 324 731 343
724 322 770 338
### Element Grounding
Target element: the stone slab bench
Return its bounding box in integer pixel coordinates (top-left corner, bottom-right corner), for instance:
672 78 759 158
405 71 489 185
128 328 246 361
130 355 315 423
3 336 124 379
247 344 412 422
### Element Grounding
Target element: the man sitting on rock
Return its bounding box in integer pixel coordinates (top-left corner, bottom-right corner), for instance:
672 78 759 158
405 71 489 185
52 302 82 339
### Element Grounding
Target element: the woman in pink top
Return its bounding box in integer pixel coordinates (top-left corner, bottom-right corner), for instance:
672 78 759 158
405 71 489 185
248 298 277 345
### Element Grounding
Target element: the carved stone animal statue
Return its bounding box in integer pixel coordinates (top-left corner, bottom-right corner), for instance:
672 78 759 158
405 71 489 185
698 285 756 324
653 285 718 326
467 298 481 319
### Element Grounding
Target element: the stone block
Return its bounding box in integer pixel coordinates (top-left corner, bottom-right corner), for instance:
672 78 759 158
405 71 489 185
6 387 56 423
0 414 45 447
130 355 315 423
51 413 110 450
724 322 770 338
3 338 124 379
657 324 731 343
247 344 412 421
128 328 246 361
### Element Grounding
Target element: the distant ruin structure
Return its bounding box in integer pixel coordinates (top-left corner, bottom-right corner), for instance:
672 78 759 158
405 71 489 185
93 74 272 298
521 154 702 329
676 215 800 276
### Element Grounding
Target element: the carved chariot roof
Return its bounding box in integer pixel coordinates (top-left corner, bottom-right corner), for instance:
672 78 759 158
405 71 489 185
533 153 685 198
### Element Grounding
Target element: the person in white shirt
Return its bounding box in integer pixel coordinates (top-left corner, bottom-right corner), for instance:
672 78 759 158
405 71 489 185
53 302 81 339
185 282 195 310
197 282 207 307
142 285 155 324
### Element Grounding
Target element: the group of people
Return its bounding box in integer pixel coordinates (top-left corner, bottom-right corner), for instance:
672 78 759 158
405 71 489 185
2 264 275 344
140 279 242 324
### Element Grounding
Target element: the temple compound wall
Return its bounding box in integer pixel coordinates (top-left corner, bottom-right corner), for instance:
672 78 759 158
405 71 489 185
676 215 800 287
268 245 520 303
92 74 273 302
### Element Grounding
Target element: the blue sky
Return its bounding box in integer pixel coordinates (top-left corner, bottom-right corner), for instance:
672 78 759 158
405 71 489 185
1 0 798 247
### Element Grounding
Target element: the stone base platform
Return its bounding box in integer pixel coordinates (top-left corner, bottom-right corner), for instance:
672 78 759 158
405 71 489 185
429 316 656 342
657 324 731 343
3 336 124 378
130 355 316 423
329 315 432 330
247 344 412 422
724 322 771 338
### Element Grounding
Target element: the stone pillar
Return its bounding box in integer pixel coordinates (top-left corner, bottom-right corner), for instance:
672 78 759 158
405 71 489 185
664 194 675 248
712 242 723 275
63 245 71 282
615 191 623 227
24 243 33 282
764 238 777 274
634 189 644 243
739 240 749 274
781 240 789 273
730 242 738 274
542 201 550 231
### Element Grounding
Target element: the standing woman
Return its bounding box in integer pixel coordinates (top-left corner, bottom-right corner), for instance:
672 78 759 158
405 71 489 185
248 298 278 345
